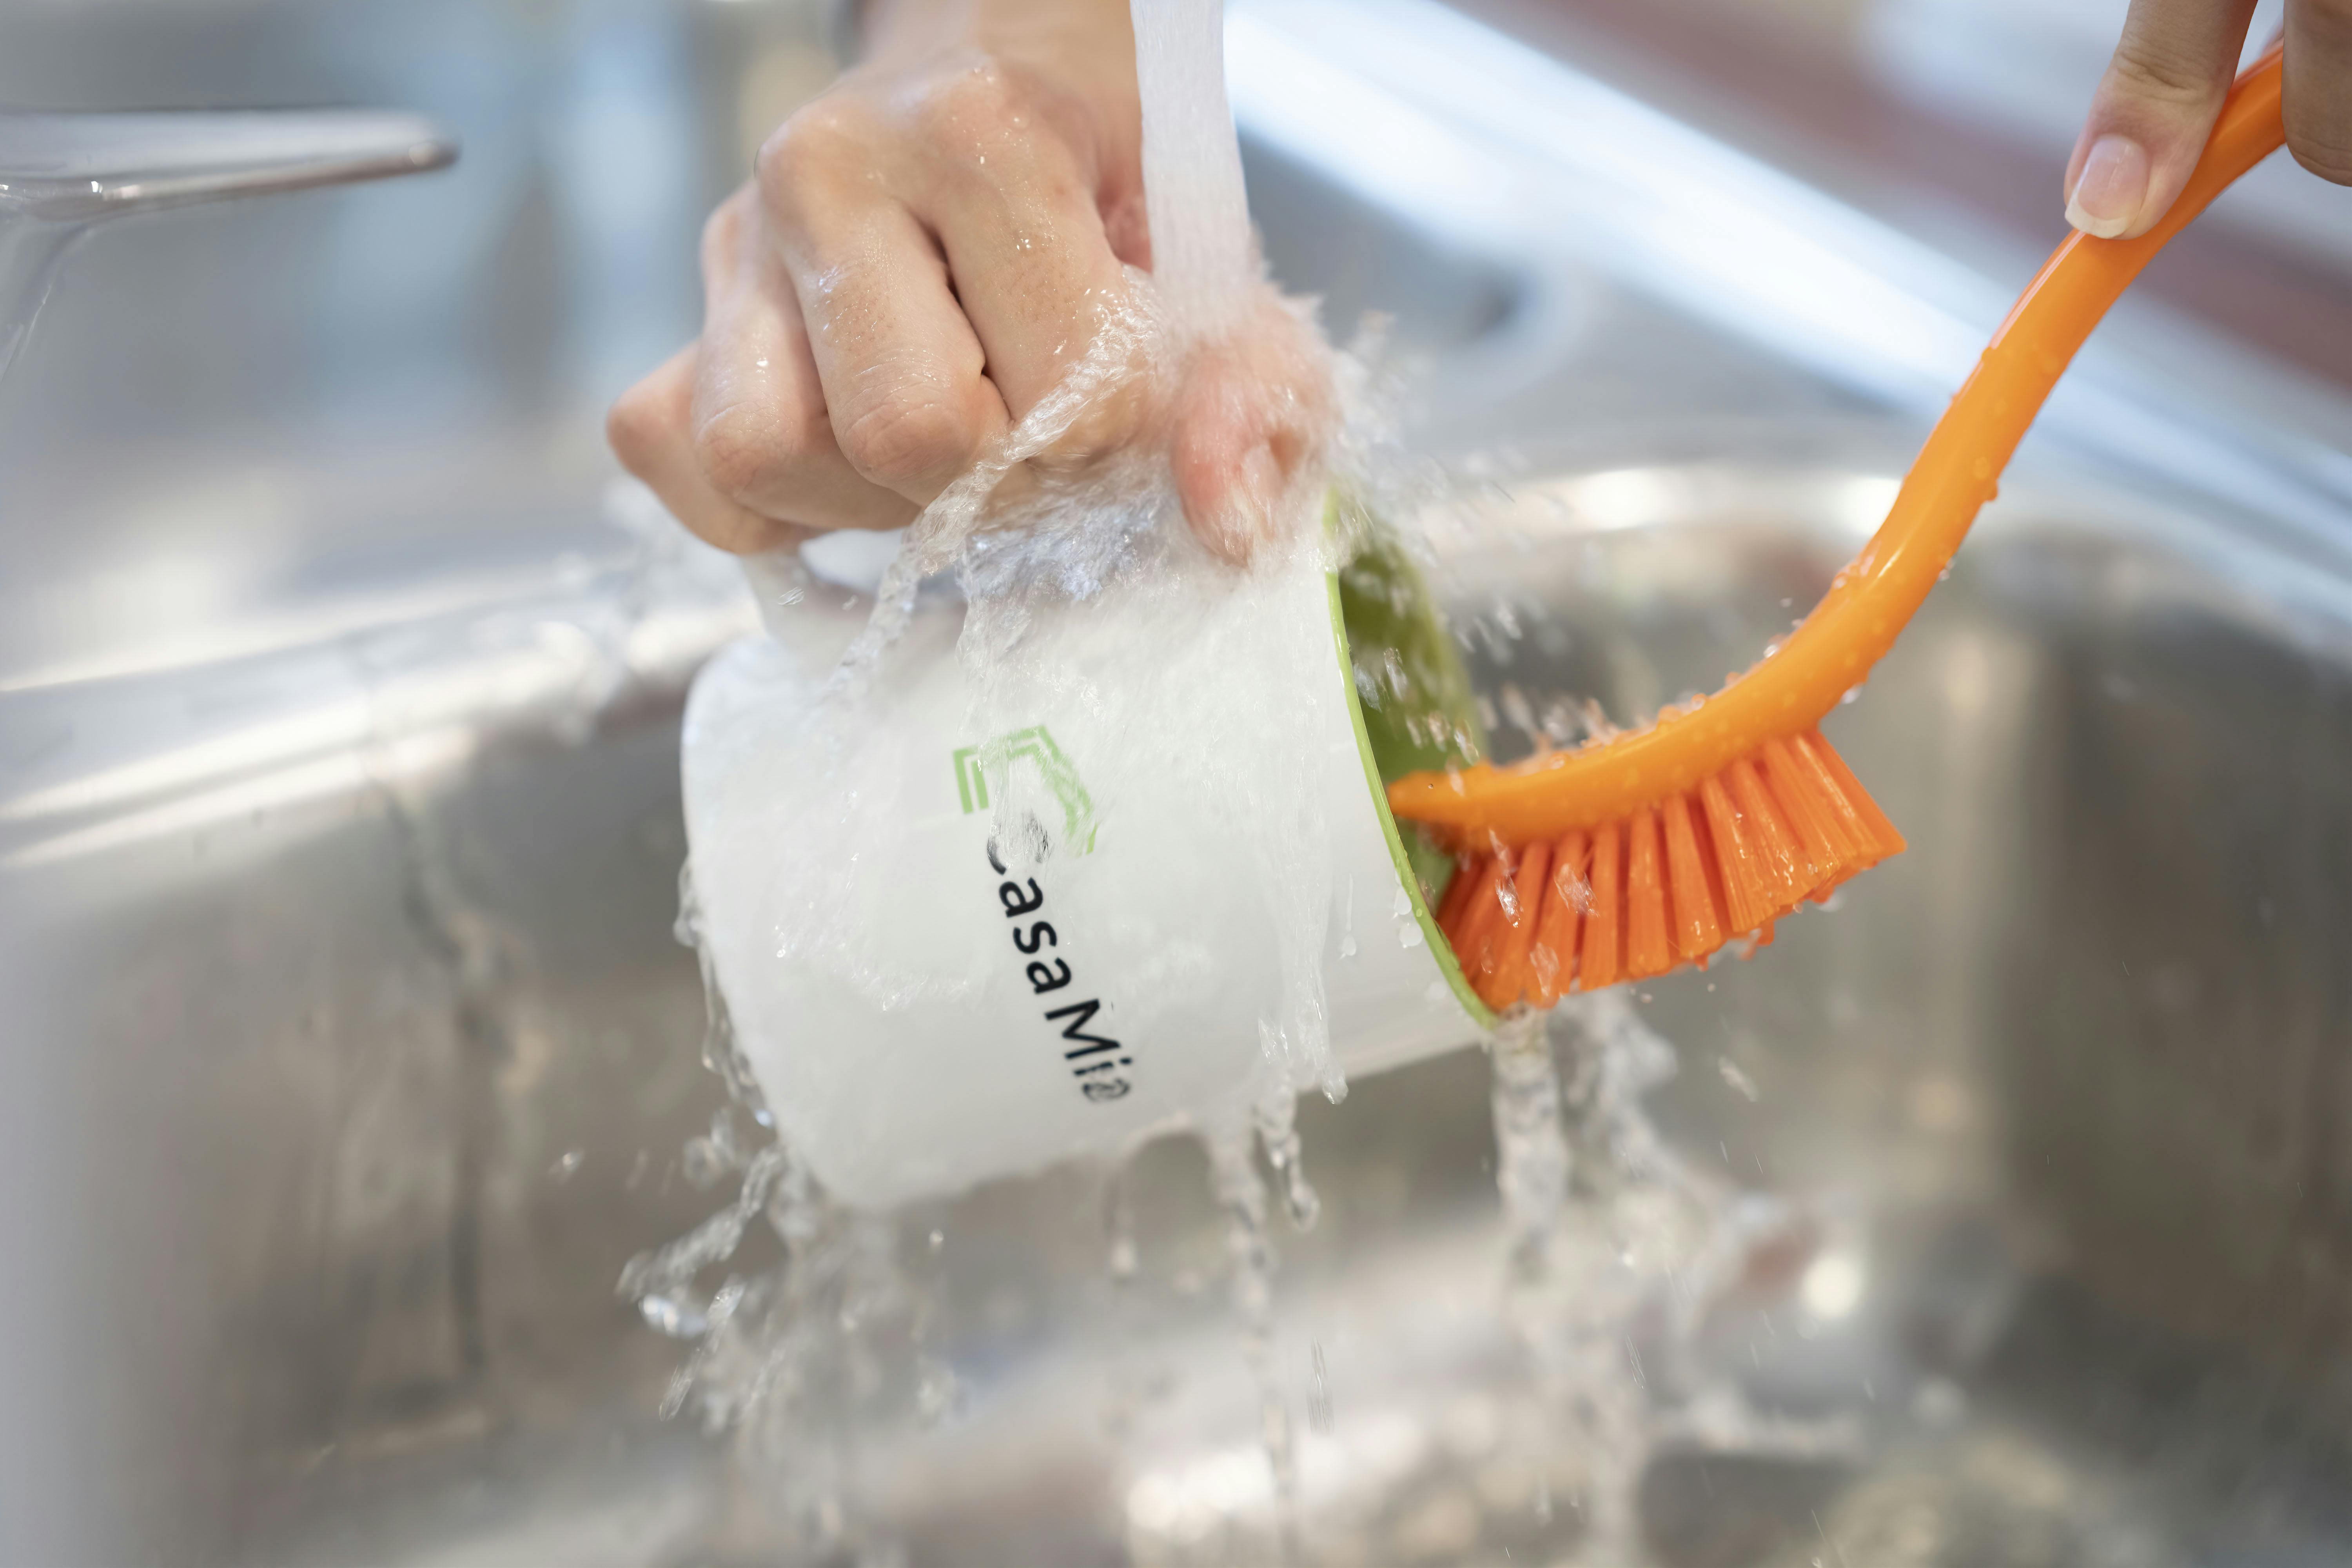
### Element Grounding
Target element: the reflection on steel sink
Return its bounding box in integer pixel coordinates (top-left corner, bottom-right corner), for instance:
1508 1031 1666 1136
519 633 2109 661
10 461 2352 1567
7 0 2352 1563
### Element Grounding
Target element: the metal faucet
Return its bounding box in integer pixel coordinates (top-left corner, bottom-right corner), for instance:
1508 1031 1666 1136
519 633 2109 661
0 109 458 381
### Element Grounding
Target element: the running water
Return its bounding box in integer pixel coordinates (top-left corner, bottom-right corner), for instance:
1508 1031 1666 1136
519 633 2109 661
1494 998 1694 1563
1131 9 1336 1549
1487 993 1877 1566
1491 1010 1571 1290
1130 0 1256 336
1206 1118 1305 1565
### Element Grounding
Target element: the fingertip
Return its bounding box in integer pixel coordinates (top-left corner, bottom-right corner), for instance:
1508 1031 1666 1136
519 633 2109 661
1176 432 1281 566
607 349 695 477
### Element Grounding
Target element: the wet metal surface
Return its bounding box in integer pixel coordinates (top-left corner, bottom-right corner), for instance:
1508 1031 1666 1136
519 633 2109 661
5 1 2352 1563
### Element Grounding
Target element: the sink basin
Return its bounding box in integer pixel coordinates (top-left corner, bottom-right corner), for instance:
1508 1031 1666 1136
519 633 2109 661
19 456 2352 1567
6 1 2352 1564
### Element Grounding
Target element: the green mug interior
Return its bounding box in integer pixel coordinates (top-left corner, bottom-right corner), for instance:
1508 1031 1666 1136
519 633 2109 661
1329 499 1494 1025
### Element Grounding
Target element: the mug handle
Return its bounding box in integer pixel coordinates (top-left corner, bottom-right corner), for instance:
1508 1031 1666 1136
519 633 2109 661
739 546 875 667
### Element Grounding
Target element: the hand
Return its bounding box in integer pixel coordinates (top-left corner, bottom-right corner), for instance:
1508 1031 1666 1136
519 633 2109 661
2066 0 2345 240
607 0 1323 565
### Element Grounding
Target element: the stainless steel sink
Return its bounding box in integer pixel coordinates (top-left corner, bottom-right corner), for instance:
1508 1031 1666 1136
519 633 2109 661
7 1 2352 1564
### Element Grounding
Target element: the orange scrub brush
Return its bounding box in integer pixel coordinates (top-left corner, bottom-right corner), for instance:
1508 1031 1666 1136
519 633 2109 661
1394 48 2288 1011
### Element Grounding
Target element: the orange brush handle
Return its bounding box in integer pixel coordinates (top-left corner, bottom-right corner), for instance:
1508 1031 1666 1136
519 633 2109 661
1392 50 2286 844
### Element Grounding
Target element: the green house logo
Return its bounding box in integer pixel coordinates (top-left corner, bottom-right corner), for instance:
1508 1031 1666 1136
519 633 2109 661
953 726 1098 854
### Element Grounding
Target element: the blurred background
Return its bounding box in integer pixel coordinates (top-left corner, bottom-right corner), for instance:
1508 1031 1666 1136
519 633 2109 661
2 0 2349 701
0 0 826 692
10 3 2352 1565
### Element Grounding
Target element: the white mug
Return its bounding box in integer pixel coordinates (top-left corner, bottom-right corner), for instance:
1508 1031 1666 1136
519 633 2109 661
681 528 1492 1209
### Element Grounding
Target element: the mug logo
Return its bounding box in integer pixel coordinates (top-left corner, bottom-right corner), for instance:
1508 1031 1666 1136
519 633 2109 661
952 726 1098 854
986 811 1132 1105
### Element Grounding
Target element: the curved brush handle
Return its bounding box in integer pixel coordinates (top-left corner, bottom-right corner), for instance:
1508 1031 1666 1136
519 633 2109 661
1390 47 2287 843
1767 46 2285 737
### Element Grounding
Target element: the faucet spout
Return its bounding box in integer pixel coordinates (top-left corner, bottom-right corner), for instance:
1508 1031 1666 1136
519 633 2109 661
0 108 457 383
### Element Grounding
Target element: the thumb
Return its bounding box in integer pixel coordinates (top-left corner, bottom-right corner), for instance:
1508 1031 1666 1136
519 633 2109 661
2066 0 2251 239
1169 326 1328 566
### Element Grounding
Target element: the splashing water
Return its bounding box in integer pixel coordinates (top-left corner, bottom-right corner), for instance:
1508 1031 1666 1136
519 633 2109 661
682 0 1356 1215
617 879 935 1561
673 864 768 1125
1483 993 1885 1566
647 0 1358 1542
633 3 1810 1562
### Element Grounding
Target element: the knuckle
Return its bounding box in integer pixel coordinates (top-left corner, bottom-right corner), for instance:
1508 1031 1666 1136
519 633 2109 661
692 402 799 501
838 391 980 490
755 98 867 204
908 57 1031 149
2107 34 2222 106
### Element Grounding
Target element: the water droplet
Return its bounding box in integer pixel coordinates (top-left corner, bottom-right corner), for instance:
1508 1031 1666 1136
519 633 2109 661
916 1360 965 1427
1307 1341 1334 1434
1716 1056 1761 1102
637 1294 708 1339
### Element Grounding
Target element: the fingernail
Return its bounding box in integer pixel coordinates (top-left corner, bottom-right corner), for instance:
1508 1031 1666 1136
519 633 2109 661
2066 134 2150 239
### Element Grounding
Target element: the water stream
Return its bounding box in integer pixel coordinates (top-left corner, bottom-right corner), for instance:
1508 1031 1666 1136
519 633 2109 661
1206 1120 1305 1565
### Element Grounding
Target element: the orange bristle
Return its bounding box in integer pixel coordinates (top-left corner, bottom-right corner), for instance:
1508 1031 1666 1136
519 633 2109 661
1759 737 1858 893
1476 840 1552 1011
1625 807 1671 980
1527 829 1587 1007
1448 853 1513 982
1811 732 1907 858
1660 793 1722 966
1434 729 1902 1007
1579 822 1623 992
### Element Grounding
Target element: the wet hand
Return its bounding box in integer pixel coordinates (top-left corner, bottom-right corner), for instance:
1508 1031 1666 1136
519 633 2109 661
2067 0 2345 239
607 0 1319 564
